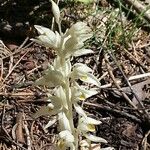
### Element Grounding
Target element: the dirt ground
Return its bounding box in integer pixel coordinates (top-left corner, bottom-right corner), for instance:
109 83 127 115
0 0 150 150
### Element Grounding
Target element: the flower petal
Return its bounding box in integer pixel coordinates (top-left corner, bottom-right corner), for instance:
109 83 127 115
32 106 61 119
35 69 65 87
101 147 115 150
55 86 68 109
80 73 101 87
34 25 52 35
59 130 74 143
68 22 92 42
71 63 101 87
74 63 93 73
64 41 84 57
85 117 102 125
58 112 71 131
75 83 98 100
74 103 87 118
49 96 63 110
53 57 71 77
78 121 95 132
31 38 49 47
44 117 57 129
37 35 56 47
73 49 94 57
85 134 107 143
32 25 61 49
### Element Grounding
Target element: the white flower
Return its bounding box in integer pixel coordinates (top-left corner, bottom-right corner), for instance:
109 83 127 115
77 116 107 144
73 63 93 73
67 22 93 42
53 56 71 77
78 116 101 133
71 63 101 87
59 130 74 143
62 35 84 58
32 90 65 119
62 22 93 57
32 22 93 58
80 140 111 150
32 86 67 119
70 83 98 118
58 130 75 150
35 67 65 88
71 83 98 101
32 103 61 119
31 25 61 50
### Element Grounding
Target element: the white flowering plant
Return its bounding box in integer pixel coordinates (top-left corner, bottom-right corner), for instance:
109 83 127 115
31 1 114 150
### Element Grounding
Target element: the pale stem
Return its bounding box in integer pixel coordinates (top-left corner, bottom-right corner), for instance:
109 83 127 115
58 22 62 36
65 77 79 149
60 57 77 149
65 78 74 132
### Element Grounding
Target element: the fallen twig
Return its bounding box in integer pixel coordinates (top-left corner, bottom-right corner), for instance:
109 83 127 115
1 106 27 150
142 130 150 150
125 0 150 22
0 92 35 97
100 72 150 88
104 54 137 109
84 102 141 123
23 114 32 150
107 50 150 121
0 49 30 89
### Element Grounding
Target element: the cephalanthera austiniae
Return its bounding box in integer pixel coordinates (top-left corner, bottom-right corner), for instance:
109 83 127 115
31 1 112 150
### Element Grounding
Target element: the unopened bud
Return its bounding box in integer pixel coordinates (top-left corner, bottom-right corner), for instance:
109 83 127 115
50 0 60 24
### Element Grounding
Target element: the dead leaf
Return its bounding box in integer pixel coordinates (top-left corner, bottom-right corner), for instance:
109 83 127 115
122 123 137 138
112 79 150 106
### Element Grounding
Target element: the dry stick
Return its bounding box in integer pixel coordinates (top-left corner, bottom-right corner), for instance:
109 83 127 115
39 144 55 150
139 42 150 49
0 92 34 97
1 41 33 60
17 37 29 50
23 114 32 150
100 72 150 88
84 102 141 123
107 50 150 120
124 48 148 70
30 121 35 143
128 72 150 80
0 50 30 89
9 55 13 74
0 59 3 80
104 55 137 109
142 130 150 150
0 102 13 109
1 106 27 150
125 0 150 22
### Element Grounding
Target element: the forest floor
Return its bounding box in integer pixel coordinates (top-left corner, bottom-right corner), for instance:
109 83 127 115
0 0 150 150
